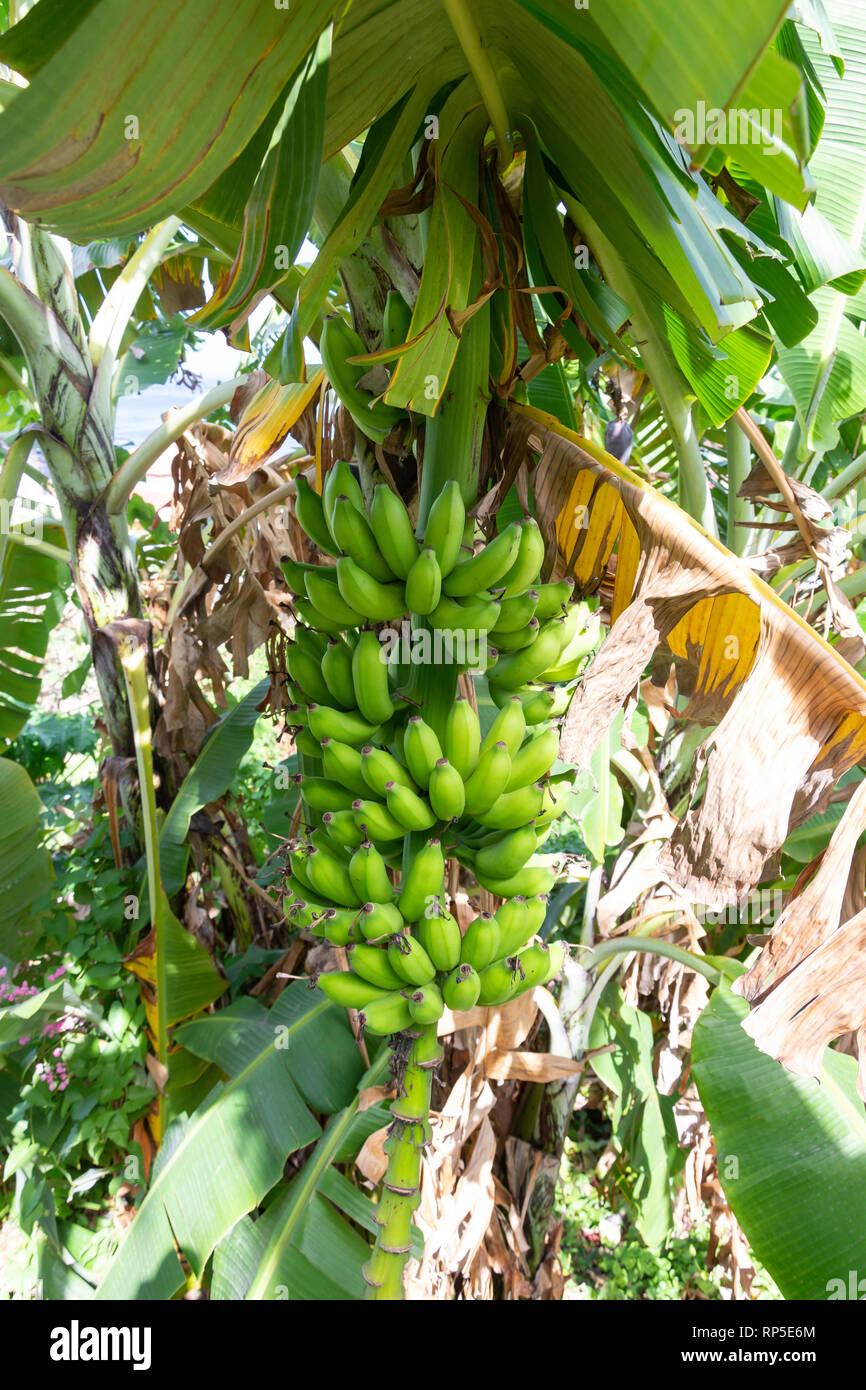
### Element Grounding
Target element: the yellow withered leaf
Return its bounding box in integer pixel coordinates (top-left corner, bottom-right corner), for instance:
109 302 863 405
222 369 325 482
517 401 866 911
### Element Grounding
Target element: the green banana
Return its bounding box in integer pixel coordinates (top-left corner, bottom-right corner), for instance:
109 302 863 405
520 686 559 724
442 964 481 1011
385 781 436 831
304 568 366 628
321 638 357 709
387 933 436 986
492 589 539 634
348 941 406 990
428 758 466 820
405 547 442 615
322 459 366 537
428 592 501 632
308 826 351 863
382 289 413 350
320 738 369 798
487 616 569 690
286 842 318 893
332 495 395 583
336 557 406 623
317 970 392 1009
414 904 461 972
280 556 320 594
403 716 443 789
287 642 332 706
538 616 600 682
459 912 501 972
357 900 404 941
407 982 445 1025
295 597 356 639
479 697 526 758
351 630 396 725
359 991 414 1035
506 727 560 790
349 841 395 905
311 907 363 947
307 702 380 745
475 824 538 880
360 745 416 796
398 837 445 923
422 480 465 576
296 776 357 814
321 809 365 849
476 955 524 1006
499 517 545 598
533 577 575 621
369 485 420 579
443 522 521 597
294 727 322 759
320 316 405 445
352 798 407 843
475 864 557 898
294 622 329 663
294 474 340 557
491 618 540 652
513 940 564 991
493 895 546 956
444 696 480 780
462 740 512 816
541 938 566 983
305 845 362 907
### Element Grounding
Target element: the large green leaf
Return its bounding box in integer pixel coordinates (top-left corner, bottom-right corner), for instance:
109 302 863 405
158 678 268 896
95 982 362 1299
0 523 68 744
692 984 866 1299
0 756 54 959
0 0 339 238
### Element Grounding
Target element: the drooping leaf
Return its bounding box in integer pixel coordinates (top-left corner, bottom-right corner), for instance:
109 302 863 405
692 983 866 1299
0 523 68 745
0 756 54 960
95 983 366 1300
192 29 331 331
0 0 339 238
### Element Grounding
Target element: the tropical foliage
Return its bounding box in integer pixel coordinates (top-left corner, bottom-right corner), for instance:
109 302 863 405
1 0 865 1302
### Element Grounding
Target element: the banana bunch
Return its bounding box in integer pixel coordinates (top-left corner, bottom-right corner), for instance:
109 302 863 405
311 860 566 1031
278 463 595 1036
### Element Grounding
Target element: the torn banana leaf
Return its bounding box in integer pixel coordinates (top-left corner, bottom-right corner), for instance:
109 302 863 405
519 402 866 911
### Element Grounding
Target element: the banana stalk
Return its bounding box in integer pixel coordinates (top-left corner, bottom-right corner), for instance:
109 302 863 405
364 1025 441 1299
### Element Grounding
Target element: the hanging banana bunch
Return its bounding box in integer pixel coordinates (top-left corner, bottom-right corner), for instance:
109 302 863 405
278 431 596 1298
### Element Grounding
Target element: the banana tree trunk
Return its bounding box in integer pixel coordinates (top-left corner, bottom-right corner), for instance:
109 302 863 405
0 210 173 804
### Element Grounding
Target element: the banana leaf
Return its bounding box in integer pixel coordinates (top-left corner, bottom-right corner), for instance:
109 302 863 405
0 524 68 745
0 756 54 960
95 983 366 1300
693 982 866 1299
